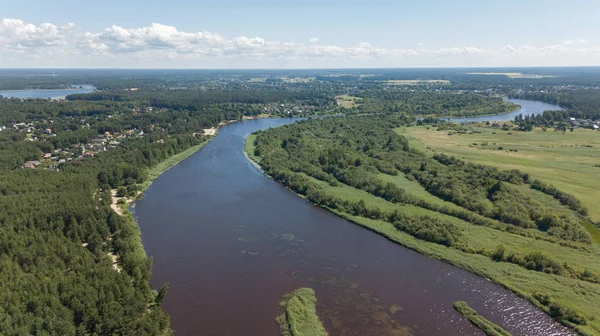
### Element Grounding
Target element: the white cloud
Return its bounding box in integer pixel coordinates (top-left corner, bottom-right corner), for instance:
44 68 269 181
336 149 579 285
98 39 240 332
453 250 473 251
1 18 600 68
0 18 75 49
562 38 587 45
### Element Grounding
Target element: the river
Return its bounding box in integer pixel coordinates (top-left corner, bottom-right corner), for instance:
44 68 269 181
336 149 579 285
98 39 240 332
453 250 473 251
0 85 95 99
133 101 574 336
447 98 563 123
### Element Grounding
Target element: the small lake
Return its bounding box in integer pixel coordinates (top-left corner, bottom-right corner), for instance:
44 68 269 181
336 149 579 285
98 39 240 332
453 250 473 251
133 100 572 336
0 85 95 99
447 98 563 123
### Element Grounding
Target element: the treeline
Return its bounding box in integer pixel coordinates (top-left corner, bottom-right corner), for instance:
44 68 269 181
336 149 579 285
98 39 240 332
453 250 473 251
353 90 519 117
67 88 335 110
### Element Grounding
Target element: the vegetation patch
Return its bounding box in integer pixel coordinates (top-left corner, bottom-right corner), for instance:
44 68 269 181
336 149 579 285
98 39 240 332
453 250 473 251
453 301 512 336
335 95 363 108
276 288 328 336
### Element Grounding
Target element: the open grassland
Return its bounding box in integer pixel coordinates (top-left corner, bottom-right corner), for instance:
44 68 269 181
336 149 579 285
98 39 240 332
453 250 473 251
403 126 600 235
276 288 328 336
453 301 512 336
335 95 363 108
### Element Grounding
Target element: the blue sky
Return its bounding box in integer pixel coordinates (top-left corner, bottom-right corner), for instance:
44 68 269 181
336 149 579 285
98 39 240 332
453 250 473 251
1 0 599 68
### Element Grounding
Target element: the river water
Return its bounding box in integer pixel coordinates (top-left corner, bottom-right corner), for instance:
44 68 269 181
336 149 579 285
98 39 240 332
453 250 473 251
134 102 574 336
0 85 95 99
446 98 563 123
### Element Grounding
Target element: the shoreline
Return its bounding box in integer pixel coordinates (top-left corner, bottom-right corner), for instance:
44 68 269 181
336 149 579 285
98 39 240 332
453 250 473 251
242 134 587 336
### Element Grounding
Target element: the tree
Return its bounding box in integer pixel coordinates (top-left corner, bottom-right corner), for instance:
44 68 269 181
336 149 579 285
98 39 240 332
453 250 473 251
156 283 169 306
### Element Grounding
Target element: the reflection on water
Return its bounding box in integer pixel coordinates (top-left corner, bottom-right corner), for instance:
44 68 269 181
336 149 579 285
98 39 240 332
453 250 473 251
0 85 95 99
448 98 563 123
134 110 574 335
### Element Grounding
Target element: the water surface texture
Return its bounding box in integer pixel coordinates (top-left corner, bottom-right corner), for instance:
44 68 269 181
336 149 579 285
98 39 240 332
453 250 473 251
134 102 573 336
447 98 562 123
0 85 94 99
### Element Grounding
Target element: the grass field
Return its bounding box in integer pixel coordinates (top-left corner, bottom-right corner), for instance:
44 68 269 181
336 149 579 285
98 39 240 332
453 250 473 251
276 288 328 336
335 95 363 108
403 126 600 239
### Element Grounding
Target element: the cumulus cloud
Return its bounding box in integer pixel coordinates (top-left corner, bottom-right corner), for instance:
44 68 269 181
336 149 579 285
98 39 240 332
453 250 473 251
1 18 600 68
0 18 75 49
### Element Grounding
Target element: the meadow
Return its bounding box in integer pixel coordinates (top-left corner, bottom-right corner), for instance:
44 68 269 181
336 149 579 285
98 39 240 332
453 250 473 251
403 126 600 240
335 95 363 108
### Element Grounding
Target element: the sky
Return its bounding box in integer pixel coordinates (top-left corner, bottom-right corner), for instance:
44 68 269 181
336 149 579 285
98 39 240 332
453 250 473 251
1 0 600 68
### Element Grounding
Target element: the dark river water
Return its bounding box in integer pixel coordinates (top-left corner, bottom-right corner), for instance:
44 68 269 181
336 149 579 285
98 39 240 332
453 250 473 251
134 102 574 336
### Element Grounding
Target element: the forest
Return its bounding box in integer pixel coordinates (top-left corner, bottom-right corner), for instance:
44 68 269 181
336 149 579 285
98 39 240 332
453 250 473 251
249 115 600 335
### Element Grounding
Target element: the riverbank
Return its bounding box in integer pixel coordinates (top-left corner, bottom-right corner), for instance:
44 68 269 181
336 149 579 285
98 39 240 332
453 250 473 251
437 99 520 120
454 301 512 336
244 121 598 335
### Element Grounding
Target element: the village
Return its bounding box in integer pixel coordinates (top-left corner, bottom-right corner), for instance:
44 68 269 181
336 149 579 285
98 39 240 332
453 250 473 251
0 109 155 170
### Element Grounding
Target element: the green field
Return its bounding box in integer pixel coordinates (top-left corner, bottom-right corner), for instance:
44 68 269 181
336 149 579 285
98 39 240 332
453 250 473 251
335 95 363 108
276 288 328 336
403 126 600 240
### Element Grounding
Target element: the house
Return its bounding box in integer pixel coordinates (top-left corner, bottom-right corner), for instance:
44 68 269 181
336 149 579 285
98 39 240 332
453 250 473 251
104 131 111 137
83 151 94 158
24 160 40 169
44 128 52 134
58 159 66 164
594 125 599 130
492 122 501 128
42 153 52 159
